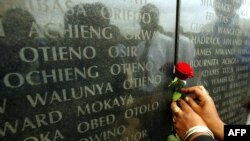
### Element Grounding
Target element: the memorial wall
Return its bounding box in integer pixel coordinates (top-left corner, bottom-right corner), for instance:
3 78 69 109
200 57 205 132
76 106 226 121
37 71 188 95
179 0 250 125
0 0 249 141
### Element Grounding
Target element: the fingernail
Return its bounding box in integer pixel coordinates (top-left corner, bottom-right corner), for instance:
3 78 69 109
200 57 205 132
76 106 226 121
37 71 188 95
185 96 189 102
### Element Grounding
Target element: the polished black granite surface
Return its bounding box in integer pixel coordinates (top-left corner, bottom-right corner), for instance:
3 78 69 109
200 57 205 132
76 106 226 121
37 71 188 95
0 0 249 141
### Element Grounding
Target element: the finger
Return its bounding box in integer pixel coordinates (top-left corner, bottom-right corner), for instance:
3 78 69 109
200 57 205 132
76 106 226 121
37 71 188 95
185 96 200 111
200 86 209 95
181 86 203 95
172 115 176 123
171 102 183 116
178 99 193 112
200 96 214 106
181 86 208 101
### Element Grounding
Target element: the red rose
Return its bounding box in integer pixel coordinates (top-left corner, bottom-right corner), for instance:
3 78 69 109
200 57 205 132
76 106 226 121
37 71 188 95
175 62 194 80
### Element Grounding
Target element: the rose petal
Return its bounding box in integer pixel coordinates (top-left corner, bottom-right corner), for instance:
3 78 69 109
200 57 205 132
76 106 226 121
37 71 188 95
175 62 194 80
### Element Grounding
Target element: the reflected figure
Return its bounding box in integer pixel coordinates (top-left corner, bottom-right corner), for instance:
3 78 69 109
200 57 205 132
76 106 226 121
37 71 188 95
64 2 122 45
196 0 244 85
136 3 174 92
177 26 196 86
61 3 127 140
177 26 195 65
194 0 247 124
62 2 125 86
0 8 41 141
2 8 34 39
0 8 39 87
123 3 175 141
63 3 126 88
201 0 243 41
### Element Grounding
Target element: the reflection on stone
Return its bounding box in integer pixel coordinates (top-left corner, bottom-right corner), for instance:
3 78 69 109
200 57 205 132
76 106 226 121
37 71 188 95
4 0 250 140
0 0 177 140
180 0 250 125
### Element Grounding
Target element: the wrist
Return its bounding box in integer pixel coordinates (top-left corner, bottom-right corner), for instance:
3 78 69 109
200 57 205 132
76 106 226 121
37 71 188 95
187 132 211 141
207 119 224 141
183 126 214 141
214 121 224 141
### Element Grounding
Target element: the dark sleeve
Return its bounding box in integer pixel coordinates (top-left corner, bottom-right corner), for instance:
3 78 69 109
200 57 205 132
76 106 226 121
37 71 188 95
193 135 216 141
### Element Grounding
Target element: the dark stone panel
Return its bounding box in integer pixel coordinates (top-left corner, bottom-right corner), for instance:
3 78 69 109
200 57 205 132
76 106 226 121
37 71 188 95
1 0 249 140
179 0 250 125
0 0 176 141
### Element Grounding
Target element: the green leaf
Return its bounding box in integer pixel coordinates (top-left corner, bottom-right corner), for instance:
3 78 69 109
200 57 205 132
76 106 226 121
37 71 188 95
172 92 182 101
167 134 180 141
168 77 179 87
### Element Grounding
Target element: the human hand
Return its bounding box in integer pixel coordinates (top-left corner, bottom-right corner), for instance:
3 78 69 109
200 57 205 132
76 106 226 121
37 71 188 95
171 99 207 140
181 86 224 141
